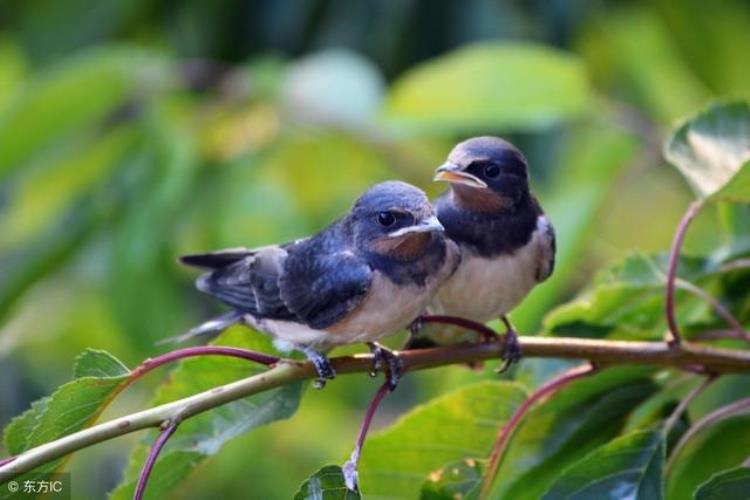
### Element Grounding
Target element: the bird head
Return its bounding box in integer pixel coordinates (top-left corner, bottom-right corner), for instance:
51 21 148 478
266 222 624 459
434 136 530 212
349 181 444 260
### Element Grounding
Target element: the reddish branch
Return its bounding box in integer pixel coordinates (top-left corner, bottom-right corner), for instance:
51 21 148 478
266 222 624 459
342 381 392 491
134 420 180 500
480 363 598 498
665 201 703 345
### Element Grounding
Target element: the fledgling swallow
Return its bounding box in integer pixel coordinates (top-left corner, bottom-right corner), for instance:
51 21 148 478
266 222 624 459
424 137 556 366
178 181 460 388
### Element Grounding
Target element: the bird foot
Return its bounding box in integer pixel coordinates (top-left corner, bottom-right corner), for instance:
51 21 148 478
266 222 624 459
496 316 522 374
367 342 403 391
299 346 336 389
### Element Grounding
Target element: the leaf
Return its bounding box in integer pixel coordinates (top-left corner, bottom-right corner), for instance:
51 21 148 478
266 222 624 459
1 350 130 498
542 429 664 500
357 381 527 499
109 328 303 499
294 465 361 500
664 100 750 201
543 252 732 340
420 458 484 500
383 42 590 133
0 47 167 180
667 414 750 499
490 367 657 499
694 466 750 500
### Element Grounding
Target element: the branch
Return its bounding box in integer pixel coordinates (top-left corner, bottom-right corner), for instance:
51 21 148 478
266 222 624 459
4 335 750 482
480 363 597 498
134 419 180 500
665 201 703 345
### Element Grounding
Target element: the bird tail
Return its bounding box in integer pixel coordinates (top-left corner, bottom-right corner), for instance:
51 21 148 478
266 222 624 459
157 310 244 345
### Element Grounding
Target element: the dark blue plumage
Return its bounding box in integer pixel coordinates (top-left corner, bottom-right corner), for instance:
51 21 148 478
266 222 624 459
179 181 459 387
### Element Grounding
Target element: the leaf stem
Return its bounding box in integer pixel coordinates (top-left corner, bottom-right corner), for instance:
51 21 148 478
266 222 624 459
134 419 180 500
663 376 715 435
674 279 750 343
342 381 391 491
480 363 597 499
420 315 498 341
667 395 750 472
665 200 703 346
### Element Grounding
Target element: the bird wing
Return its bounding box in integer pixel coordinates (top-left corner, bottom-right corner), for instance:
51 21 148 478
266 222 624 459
279 242 372 330
535 215 556 282
185 245 298 320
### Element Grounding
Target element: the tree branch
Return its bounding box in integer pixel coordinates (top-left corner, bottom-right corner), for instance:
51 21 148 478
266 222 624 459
4 335 750 482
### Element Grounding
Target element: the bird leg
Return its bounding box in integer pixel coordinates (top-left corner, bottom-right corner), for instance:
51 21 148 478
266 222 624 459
496 315 522 373
297 345 336 389
367 342 404 391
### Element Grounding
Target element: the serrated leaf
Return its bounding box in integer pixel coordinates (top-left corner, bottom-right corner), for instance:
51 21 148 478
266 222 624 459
1 349 130 498
357 381 527 499
420 458 484 500
694 466 750 500
542 429 664 500
664 100 750 201
490 367 657 499
294 465 361 500
384 42 590 133
110 328 303 499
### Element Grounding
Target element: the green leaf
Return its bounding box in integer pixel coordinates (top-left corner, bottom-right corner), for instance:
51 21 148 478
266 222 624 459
694 466 750 500
543 252 730 340
1 349 130 498
664 100 750 201
490 367 657 499
420 458 484 500
294 465 361 500
357 381 527 499
109 328 303 499
0 47 167 180
383 42 590 133
542 429 664 500
667 414 750 499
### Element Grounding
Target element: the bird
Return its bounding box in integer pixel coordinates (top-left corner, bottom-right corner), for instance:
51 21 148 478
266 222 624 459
178 181 460 389
421 136 556 368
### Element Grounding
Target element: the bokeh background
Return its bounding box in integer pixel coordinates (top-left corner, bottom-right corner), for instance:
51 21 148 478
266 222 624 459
1 0 749 498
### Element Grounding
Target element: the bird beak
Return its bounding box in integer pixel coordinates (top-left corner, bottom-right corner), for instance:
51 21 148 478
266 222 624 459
433 162 487 189
387 215 444 238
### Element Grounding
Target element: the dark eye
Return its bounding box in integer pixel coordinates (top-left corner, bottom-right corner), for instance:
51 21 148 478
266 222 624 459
484 164 501 178
376 211 396 227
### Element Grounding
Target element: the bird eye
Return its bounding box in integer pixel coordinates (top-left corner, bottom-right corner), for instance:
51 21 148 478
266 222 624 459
484 164 501 178
376 211 396 227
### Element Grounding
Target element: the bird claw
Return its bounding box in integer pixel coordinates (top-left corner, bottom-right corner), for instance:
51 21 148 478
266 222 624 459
495 316 522 374
367 342 403 391
299 346 336 389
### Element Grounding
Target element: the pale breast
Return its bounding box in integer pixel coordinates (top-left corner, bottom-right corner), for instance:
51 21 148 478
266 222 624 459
430 217 552 322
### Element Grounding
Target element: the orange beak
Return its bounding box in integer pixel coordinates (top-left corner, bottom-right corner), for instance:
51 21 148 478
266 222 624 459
433 162 487 189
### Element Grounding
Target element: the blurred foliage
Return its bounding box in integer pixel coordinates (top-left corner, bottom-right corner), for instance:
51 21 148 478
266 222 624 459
0 0 749 499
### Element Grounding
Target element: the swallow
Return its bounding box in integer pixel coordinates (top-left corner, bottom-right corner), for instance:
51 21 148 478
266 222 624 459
178 181 459 388
423 137 555 368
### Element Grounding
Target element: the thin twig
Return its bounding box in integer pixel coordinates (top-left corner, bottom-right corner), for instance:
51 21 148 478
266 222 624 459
134 419 180 500
129 346 279 382
665 201 703 346
667 396 750 472
6 336 750 482
480 363 598 499
342 381 391 491
663 376 715 435
722 259 750 272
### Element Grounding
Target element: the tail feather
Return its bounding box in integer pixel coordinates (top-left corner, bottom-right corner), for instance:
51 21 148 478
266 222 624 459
179 248 253 269
157 310 244 345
